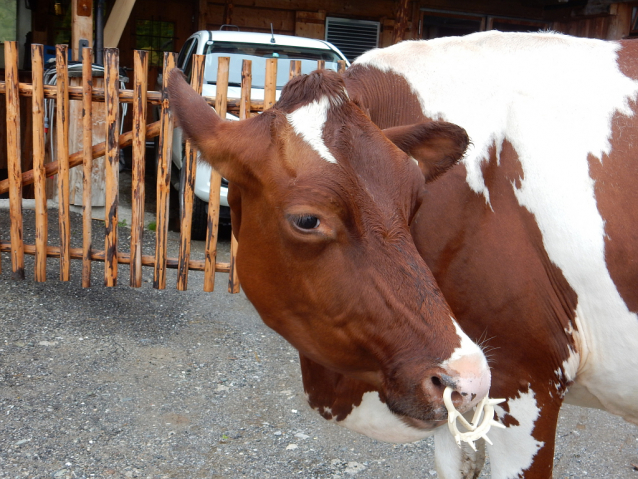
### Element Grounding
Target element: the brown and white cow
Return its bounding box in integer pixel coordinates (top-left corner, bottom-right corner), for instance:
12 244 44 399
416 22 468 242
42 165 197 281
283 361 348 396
170 30 638 478
307 31 637 478
168 68 491 439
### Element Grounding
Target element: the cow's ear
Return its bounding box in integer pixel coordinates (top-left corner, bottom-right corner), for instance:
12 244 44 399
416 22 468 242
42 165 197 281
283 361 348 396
383 122 469 183
167 69 269 187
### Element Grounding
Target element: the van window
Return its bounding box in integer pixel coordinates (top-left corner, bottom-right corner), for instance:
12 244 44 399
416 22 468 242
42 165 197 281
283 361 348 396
202 41 342 88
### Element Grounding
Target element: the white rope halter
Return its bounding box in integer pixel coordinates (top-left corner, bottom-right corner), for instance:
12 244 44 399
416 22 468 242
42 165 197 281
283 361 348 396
443 387 506 451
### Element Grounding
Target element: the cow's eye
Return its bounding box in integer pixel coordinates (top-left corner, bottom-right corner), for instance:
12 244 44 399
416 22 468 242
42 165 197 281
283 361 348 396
293 215 320 230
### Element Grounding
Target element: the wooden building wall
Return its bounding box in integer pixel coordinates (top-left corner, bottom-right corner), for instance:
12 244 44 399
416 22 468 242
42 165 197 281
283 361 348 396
198 0 399 46
195 1 635 51
23 0 638 91
1 0 634 199
117 0 198 91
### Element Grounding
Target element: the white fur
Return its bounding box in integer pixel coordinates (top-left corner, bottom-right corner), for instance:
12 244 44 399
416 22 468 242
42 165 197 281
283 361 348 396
488 388 544 479
287 96 338 164
446 319 486 363
336 391 434 443
434 426 486 479
442 320 491 404
358 31 638 424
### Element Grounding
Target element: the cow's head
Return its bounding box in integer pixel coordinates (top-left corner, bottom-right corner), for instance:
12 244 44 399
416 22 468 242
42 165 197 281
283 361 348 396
168 69 490 427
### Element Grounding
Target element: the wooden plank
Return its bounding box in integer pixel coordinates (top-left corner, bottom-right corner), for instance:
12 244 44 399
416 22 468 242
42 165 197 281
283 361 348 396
203 57 230 292
81 47 94 287
104 48 120 287
130 49 148 288
228 232 240 293
72 0 93 60
607 3 631 40
104 0 137 47
214 57 230 118
239 59 253 119
264 58 277 111
337 60 347 73
153 52 177 290
0 241 231 273
223 5 295 34
5 41 25 280
198 0 212 30
392 0 411 44
227 58 258 294
0 121 161 195
295 10 326 40
56 44 71 281
32 44 48 282
289 60 301 80
0 83 265 112
317 60 325 70
177 54 205 291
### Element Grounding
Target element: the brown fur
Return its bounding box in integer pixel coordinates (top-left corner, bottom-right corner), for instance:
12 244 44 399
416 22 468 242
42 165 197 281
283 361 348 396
168 68 479 425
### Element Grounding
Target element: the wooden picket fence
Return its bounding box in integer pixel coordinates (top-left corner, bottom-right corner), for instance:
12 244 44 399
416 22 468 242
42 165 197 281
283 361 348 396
0 41 346 292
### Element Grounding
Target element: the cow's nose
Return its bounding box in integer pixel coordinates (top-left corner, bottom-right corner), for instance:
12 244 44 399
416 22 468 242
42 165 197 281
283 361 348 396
443 352 492 411
423 372 465 409
422 354 491 416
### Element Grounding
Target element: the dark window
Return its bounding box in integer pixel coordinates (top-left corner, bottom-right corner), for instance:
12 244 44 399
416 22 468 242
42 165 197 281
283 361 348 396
490 18 549 33
135 19 175 67
421 13 482 39
419 9 550 40
629 7 638 37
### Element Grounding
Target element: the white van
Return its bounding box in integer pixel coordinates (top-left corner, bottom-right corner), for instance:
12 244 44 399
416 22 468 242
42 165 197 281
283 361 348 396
170 29 349 239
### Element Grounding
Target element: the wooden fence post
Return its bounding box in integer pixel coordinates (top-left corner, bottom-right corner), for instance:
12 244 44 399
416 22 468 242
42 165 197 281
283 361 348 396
0 43 271 291
32 44 48 282
153 52 177 290
56 44 71 281
130 49 148 288
5 41 25 280
177 53 205 291
104 48 120 287
202 57 229 293
289 60 301 79
81 47 94 287
239 60 252 119
264 58 277 111
225 58 253 294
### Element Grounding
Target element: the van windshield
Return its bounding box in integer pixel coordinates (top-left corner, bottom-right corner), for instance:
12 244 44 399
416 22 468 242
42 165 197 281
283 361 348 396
203 41 342 88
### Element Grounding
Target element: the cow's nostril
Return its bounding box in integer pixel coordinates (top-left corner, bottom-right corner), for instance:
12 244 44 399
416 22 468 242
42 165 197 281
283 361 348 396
431 376 442 389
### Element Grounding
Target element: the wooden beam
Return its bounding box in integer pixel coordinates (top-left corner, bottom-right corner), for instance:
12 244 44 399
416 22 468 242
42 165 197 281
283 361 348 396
607 3 632 40
5 41 25 280
104 0 136 48
0 241 231 273
72 0 93 61
392 0 411 44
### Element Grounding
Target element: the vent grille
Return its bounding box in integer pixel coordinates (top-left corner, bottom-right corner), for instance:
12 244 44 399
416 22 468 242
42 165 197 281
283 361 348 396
325 17 380 62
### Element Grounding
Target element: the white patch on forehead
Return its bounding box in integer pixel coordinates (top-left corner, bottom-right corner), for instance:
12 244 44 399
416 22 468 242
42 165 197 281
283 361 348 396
336 391 434 443
286 95 339 164
487 387 544 479
358 31 638 422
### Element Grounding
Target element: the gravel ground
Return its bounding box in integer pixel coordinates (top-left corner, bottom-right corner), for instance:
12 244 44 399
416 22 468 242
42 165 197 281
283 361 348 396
1 203 637 479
